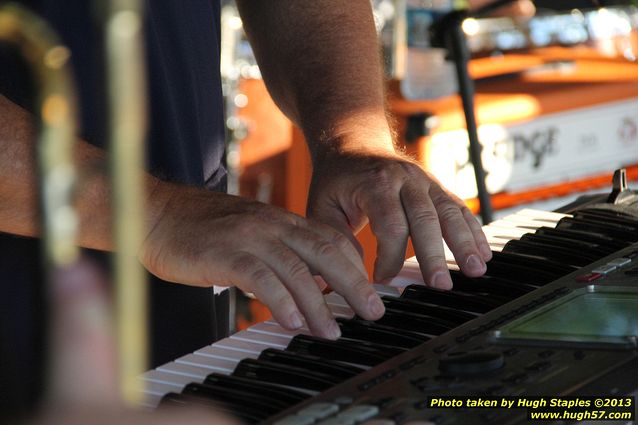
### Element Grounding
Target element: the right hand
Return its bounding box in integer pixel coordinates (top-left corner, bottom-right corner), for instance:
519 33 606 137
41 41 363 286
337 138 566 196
139 184 385 339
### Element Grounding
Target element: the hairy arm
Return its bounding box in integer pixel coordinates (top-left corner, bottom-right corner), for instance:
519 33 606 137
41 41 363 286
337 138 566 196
235 0 392 156
0 94 168 251
237 0 492 286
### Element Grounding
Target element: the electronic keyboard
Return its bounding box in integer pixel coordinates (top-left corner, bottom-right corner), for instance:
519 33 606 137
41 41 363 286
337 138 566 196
140 169 638 425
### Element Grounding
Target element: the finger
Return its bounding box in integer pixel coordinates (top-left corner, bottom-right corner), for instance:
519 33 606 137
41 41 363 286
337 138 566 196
280 226 385 322
362 190 409 282
437 185 492 261
400 183 453 290
48 259 118 408
226 253 305 332
260 243 342 339
305 217 367 276
429 185 487 277
307 202 366 260
462 207 493 261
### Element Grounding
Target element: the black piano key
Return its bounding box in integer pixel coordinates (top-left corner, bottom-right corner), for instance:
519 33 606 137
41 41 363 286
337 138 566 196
503 239 599 267
399 285 501 314
258 348 365 380
520 233 613 258
336 317 429 349
286 334 405 367
204 373 309 405
491 250 577 276
556 217 638 242
182 382 284 416
575 208 638 228
534 226 629 252
232 358 340 391
384 296 479 324
371 308 457 336
160 392 264 423
486 251 576 284
448 270 537 299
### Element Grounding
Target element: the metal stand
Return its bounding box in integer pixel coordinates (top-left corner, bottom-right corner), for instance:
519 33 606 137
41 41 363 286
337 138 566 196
433 10 494 224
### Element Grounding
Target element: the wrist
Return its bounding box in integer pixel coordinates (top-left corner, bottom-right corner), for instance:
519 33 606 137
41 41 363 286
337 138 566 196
307 111 397 165
143 177 177 245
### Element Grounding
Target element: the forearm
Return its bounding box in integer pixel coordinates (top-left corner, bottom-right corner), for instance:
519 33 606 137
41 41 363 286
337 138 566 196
236 0 395 160
0 94 168 251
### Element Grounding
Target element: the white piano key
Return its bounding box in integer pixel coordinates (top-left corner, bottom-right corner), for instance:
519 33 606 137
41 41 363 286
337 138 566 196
176 353 236 372
156 361 211 380
141 379 176 396
195 344 259 362
249 321 310 338
325 292 348 307
386 262 424 288
231 330 290 348
139 380 178 408
372 283 401 297
482 225 530 239
214 336 267 354
498 215 557 227
326 303 355 318
515 208 570 221
141 369 194 387
484 235 506 251
264 319 310 333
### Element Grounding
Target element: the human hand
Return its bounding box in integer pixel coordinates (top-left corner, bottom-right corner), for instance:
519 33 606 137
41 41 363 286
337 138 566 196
26 260 235 425
139 184 385 339
307 147 492 290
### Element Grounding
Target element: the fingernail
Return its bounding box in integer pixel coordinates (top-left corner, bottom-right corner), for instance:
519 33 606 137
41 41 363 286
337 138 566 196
327 320 341 340
289 311 304 329
466 254 486 273
431 271 452 290
368 294 385 317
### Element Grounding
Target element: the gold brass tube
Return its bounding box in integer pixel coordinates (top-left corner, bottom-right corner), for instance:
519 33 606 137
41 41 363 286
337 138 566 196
0 1 148 406
105 0 148 405
0 3 79 268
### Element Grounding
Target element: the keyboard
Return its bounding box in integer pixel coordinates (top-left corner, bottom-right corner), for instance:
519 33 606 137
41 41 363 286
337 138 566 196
139 173 638 424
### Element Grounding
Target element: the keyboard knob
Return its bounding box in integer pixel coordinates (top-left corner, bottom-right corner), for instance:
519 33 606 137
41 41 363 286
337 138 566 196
438 351 504 376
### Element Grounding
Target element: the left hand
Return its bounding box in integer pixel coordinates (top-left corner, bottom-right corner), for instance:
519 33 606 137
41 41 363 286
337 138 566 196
307 147 492 289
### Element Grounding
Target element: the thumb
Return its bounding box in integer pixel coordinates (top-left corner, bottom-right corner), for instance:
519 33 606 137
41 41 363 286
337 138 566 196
47 258 119 408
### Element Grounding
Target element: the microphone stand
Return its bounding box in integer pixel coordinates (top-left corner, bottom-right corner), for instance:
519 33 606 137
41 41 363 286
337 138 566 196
432 9 493 224
430 0 528 225
431 0 602 225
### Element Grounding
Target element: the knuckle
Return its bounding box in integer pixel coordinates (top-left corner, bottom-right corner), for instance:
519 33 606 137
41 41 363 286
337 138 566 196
312 239 338 258
367 163 402 189
380 220 409 239
437 201 462 223
231 255 273 283
330 231 353 251
284 259 311 282
410 208 440 228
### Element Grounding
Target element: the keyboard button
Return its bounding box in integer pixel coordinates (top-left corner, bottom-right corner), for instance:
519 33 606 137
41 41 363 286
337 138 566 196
274 415 317 425
338 404 380 422
591 264 617 274
607 257 631 267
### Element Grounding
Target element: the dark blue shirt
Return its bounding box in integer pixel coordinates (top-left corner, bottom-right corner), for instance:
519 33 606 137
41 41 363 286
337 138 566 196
0 1 227 415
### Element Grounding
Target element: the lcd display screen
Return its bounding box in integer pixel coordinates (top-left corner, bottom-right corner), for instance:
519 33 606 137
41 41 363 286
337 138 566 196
495 287 638 347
